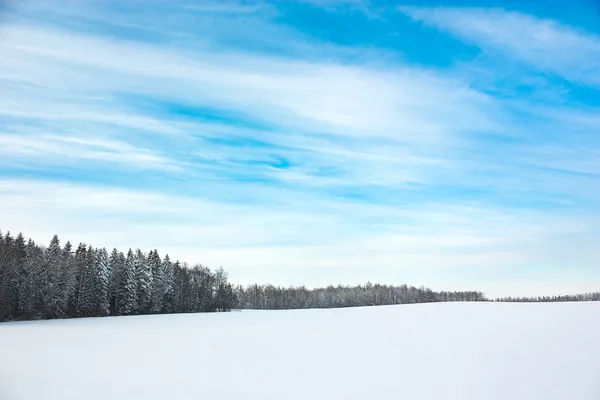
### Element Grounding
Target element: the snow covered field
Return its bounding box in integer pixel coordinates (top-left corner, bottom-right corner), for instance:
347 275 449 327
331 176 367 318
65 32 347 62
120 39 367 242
1 302 599 400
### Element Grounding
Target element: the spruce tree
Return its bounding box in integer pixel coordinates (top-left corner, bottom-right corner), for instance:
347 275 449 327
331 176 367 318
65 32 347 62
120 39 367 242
77 245 96 317
42 235 68 319
71 243 88 316
9 233 28 319
149 250 164 314
118 249 138 315
161 255 175 313
108 249 124 316
135 249 153 314
0 231 14 319
94 248 110 317
59 241 76 319
19 239 41 319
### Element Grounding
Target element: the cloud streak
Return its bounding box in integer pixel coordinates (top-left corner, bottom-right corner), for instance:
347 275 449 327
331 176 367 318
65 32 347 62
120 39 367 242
399 6 600 86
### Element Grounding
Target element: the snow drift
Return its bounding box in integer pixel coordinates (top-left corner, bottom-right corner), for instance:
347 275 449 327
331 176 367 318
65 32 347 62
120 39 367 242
1 302 599 399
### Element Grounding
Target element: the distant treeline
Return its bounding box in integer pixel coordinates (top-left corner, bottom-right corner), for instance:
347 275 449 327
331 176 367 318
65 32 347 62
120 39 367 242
234 285 600 310
1 230 599 322
495 294 600 302
235 283 486 310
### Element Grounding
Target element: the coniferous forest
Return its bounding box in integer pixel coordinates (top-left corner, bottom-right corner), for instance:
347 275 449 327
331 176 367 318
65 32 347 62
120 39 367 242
0 230 236 322
1 229 599 322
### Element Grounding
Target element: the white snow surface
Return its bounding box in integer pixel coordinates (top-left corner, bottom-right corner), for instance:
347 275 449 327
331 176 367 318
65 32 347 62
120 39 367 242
1 302 599 400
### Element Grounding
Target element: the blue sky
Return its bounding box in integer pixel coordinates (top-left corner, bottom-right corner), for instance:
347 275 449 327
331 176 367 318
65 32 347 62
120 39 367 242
0 0 599 297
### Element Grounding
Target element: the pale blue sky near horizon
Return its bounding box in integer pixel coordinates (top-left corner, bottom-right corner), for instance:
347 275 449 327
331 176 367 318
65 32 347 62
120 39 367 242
0 0 598 297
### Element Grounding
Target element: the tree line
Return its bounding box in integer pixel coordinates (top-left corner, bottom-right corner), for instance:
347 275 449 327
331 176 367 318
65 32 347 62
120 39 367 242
235 283 486 310
0 230 236 322
233 285 600 310
1 229 599 322
495 293 600 302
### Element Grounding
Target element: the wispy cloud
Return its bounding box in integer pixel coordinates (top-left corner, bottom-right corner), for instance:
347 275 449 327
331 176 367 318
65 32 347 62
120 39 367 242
0 132 180 172
1 23 498 138
0 12 503 190
399 6 600 86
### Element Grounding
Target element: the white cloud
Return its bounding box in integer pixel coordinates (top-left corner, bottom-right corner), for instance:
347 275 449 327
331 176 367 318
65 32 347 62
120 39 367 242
0 132 179 172
0 23 501 139
399 6 600 86
0 19 505 190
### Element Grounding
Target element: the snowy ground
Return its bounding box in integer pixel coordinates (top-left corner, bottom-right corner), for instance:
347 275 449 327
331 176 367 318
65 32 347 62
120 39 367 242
1 302 599 400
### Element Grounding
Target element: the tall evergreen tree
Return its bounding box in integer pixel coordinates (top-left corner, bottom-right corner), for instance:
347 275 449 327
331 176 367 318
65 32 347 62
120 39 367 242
19 239 41 319
42 235 69 319
77 245 95 317
0 231 14 320
59 241 76 318
149 250 163 314
118 249 138 316
8 233 28 319
135 249 153 314
108 249 124 316
161 255 175 313
93 248 110 317
71 243 88 316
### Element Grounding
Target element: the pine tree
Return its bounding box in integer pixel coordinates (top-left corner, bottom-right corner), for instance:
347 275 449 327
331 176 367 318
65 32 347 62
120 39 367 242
108 249 124 316
161 255 175 313
135 249 152 314
71 243 88 316
42 235 69 319
8 233 28 319
59 241 76 318
117 249 138 315
93 248 110 317
18 239 41 319
149 250 164 314
77 245 95 317
0 231 14 320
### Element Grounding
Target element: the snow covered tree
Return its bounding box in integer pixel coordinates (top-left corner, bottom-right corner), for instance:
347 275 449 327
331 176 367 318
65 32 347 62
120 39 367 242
76 245 95 317
117 249 138 315
149 250 163 314
93 248 110 317
135 249 153 314
41 235 70 319
20 239 44 319
7 233 28 319
71 243 88 316
214 267 235 312
108 249 124 315
59 241 76 317
0 231 15 320
160 255 175 313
